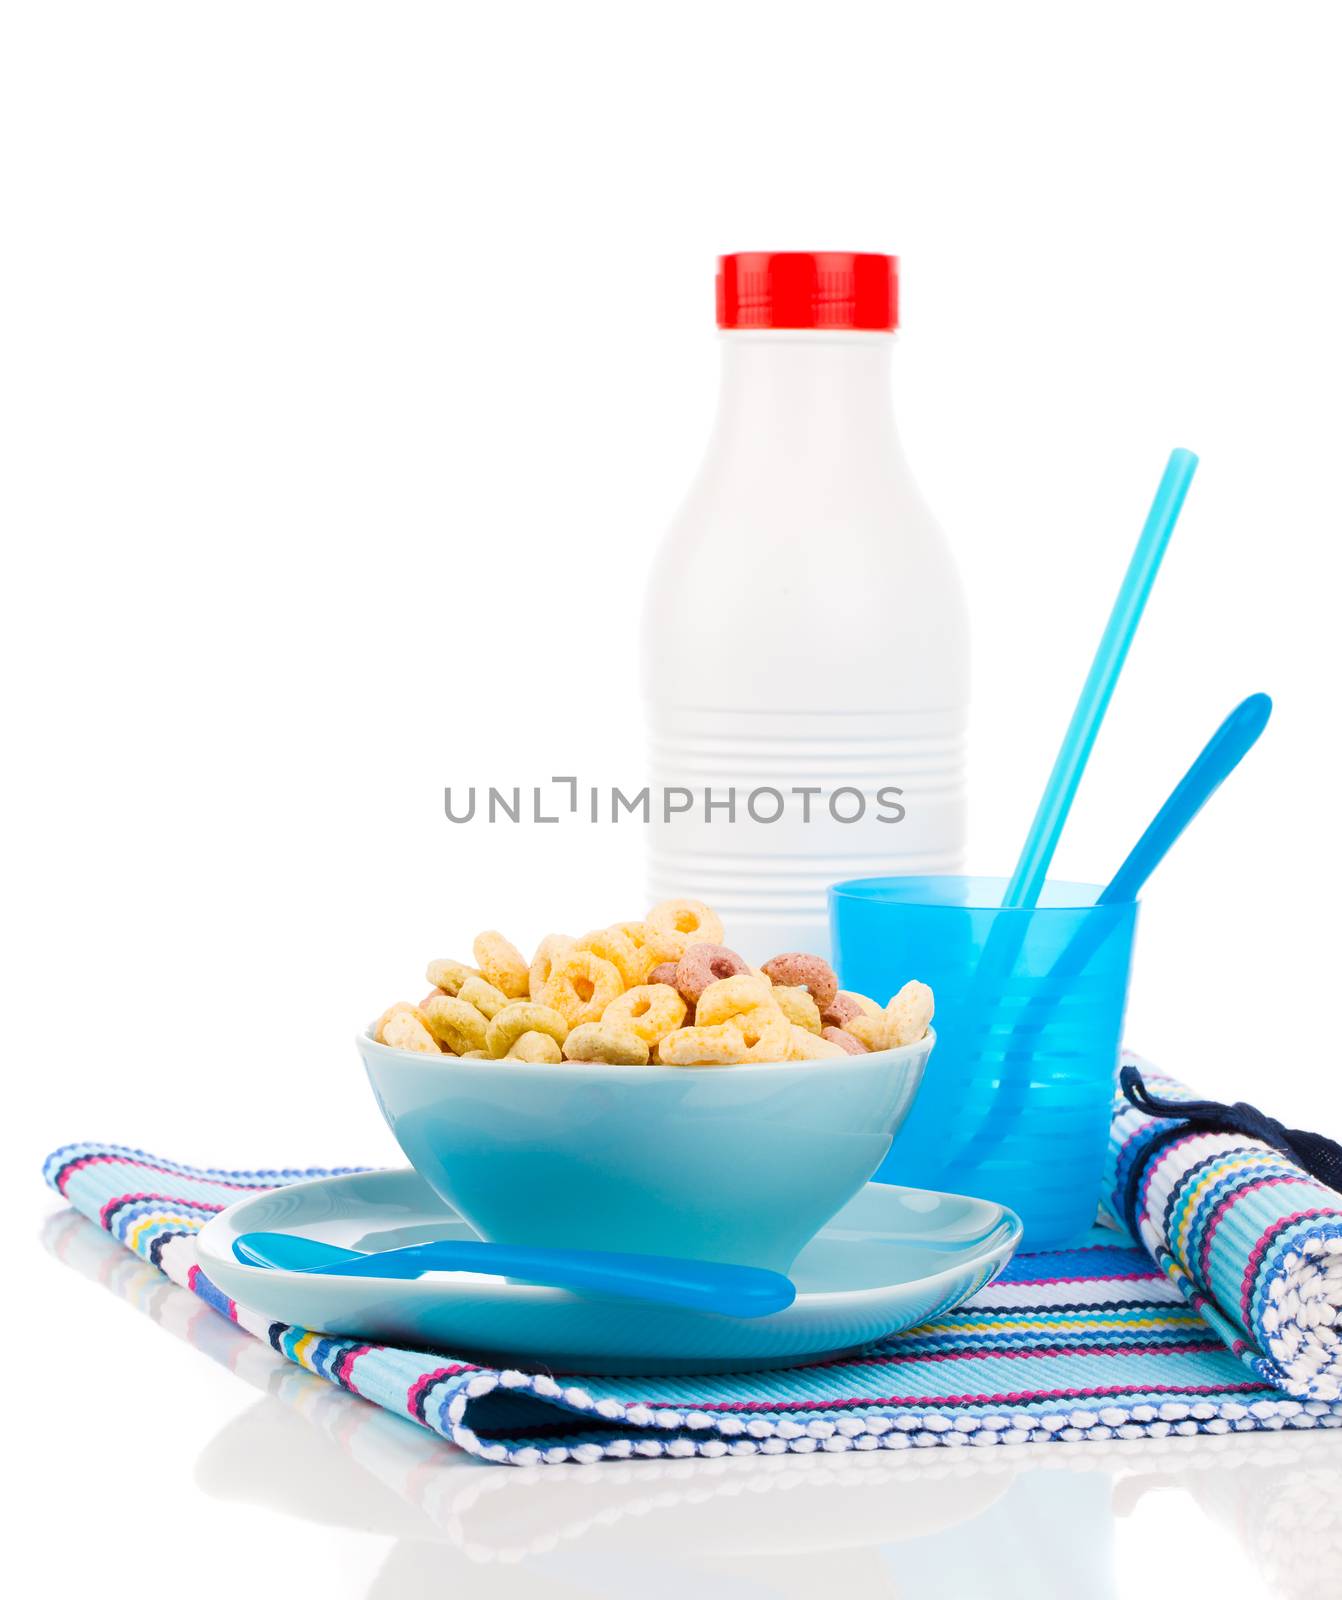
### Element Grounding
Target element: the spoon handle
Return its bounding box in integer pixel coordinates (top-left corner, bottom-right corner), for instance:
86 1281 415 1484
233 1230 796 1319
1099 693 1272 904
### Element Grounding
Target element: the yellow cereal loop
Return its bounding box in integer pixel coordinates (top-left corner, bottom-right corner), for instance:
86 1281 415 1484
537 949 624 1028
425 959 476 996
422 994 489 1055
786 1023 847 1060
575 926 645 990
611 921 682 983
847 991 885 1018
886 979 934 1046
460 1049 490 1059
728 1007 791 1063
376 1003 440 1054
457 976 511 1019
847 1012 894 1052
646 898 724 955
506 1030 564 1064
657 1022 749 1066
472 931 530 999
529 933 576 999
485 1001 570 1058
694 973 776 1027
772 984 822 1034
602 983 688 1046
562 1022 650 1066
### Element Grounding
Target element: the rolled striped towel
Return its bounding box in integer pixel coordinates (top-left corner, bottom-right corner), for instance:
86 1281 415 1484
1106 1056 1342 1402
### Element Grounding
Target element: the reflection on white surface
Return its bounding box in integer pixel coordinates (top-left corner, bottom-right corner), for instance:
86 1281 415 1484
45 1209 1342 1599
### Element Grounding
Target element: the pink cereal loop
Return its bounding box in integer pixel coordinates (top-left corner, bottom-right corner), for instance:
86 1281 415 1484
821 1026 867 1055
673 944 751 1005
761 952 838 1011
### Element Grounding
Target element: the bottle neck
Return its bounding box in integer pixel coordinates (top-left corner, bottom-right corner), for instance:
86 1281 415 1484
709 330 901 474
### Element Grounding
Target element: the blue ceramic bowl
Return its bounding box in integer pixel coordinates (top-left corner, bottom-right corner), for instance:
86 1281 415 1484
358 1030 933 1274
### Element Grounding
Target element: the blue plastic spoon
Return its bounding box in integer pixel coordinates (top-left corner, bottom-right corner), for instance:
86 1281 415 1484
953 693 1272 1174
232 1232 797 1319
1094 692 1272 905
1003 691 1272 1020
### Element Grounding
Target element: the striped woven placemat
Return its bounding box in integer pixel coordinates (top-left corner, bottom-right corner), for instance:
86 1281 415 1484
42 1054 1342 1465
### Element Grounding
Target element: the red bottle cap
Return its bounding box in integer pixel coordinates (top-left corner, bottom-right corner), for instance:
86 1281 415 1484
716 252 898 331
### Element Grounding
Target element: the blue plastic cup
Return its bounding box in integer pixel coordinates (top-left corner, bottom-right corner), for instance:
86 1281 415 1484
829 876 1139 1249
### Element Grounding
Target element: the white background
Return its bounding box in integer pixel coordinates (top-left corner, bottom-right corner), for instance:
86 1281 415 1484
3 4 1341 1592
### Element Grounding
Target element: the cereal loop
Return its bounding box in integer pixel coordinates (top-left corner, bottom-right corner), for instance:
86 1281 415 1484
507 1030 564 1064
457 976 510 1019
602 983 687 1046
485 1001 570 1059
673 943 751 1005
788 1024 847 1060
760 953 838 1011
657 1023 747 1066
529 934 575 999
537 949 624 1028
887 980 935 1046
820 993 867 1029
422 994 489 1055
575 926 645 989
695 973 776 1028
611 920 683 983
728 1007 792 1063
846 1013 893 1052
425 959 476 996
562 1022 650 1066
822 1025 868 1056
376 1003 440 1054
647 961 680 988
853 991 884 1017
646 898 724 956
772 984 822 1034
472 931 530 999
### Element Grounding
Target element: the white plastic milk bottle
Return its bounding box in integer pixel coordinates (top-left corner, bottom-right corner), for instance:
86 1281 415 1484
642 252 969 961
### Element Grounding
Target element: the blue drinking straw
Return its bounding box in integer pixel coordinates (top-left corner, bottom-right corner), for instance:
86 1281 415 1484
1001 447 1200 909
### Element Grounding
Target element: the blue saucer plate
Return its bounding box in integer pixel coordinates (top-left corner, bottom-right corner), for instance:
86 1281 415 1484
197 1170 1020 1376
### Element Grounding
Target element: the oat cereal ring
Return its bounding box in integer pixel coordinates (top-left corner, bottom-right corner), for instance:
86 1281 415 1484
575 926 645 989
886 980 934 1046
506 1030 564 1064
457 976 511 1019
673 942 751 1005
425 959 476 996
646 897 725 955
537 948 624 1028
422 993 489 1055
772 984 822 1034
760 953 838 1011
472 931 530 999
485 1000 570 1058
602 982 688 1046
562 1022 650 1066
376 1003 440 1054
529 933 575 999
822 1025 868 1056
846 1012 894 1052
656 1023 748 1066
728 1006 792 1063
611 920 682 983
694 973 777 1028
787 1023 847 1060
